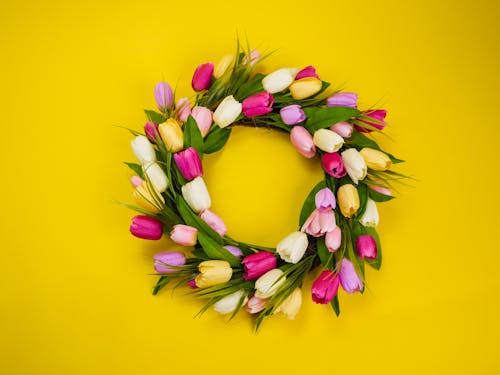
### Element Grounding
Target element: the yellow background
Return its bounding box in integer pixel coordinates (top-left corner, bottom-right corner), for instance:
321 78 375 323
1 0 499 373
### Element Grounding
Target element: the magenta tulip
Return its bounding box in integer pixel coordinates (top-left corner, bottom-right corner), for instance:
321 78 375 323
174 147 203 181
175 97 191 123
130 215 163 240
356 235 378 260
325 226 342 252
187 279 198 289
154 81 173 111
242 92 274 118
327 92 358 108
223 246 243 258
242 251 277 280
356 109 387 133
170 224 198 246
191 106 213 137
311 270 340 304
330 121 353 138
191 62 214 91
339 258 363 293
199 209 227 236
301 208 336 237
154 251 186 273
315 187 336 211
322 152 347 178
295 65 320 80
290 126 316 158
144 121 159 143
280 105 306 125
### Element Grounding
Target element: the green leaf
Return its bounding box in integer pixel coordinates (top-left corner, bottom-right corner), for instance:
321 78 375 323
299 180 326 227
364 227 383 270
355 183 369 219
235 73 265 100
176 196 223 244
369 188 395 202
330 295 340 316
316 237 332 267
152 276 169 295
192 248 211 260
348 132 404 164
183 115 204 155
305 107 360 132
197 232 241 267
124 162 144 178
203 126 232 154
144 109 166 124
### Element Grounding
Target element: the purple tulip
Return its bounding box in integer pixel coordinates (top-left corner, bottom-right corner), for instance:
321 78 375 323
322 152 347 178
191 62 214 91
242 92 274 118
339 258 363 293
224 246 243 258
311 270 340 304
187 279 198 289
356 109 387 133
154 82 173 111
242 251 277 280
327 92 358 108
315 187 336 211
280 105 306 125
144 122 159 143
154 251 186 273
356 235 378 260
173 147 203 181
295 65 320 80
130 215 163 240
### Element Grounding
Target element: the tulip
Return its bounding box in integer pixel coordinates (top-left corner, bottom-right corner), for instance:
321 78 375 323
133 181 165 213
274 288 302 320
130 175 143 188
357 109 387 133
144 121 159 142
339 258 363 293
154 81 173 112
159 118 184 153
311 270 340 304
214 290 248 315
313 129 344 153
181 176 211 213
213 95 242 128
174 147 203 181
130 215 163 240
242 92 274 118
325 226 342 252
280 105 306 125
359 198 379 227
356 235 378 260
327 92 358 108
195 260 232 288
214 54 234 79
242 251 277 280
223 246 243 258
246 296 268 314
154 251 186 273
143 162 168 193
315 187 336 211
301 208 336 237
131 135 156 165
330 121 353 138
199 209 227 236
276 231 308 264
337 184 360 218
322 152 347 178
255 269 286 298
242 49 261 66
369 183 392 196
341 148 367 184
170 224 198 246
360 148 392 171
295 65 319 80
290 126 316 158
192 62 214 91
191 106 213 137
175 97 191 123
262 68 298 94
187 279 198 289
289 77 322 100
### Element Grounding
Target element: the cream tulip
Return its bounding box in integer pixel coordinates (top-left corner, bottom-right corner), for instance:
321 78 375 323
360 147 392 171
276 231 308 264
133 181 165 214
313 129 344 153
213 290 248 315
337 184 360 218
262 68 299 94
274 288 302 320
181 176 211 213
341 148 367 184
359 198 379 227
213 95 242 128
143 162 168 193
255 269 286 299
131 135 156 165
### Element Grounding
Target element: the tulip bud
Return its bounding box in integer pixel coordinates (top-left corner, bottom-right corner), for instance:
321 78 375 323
154 251 186 273
143 162 168 193
313 129 344 153
337 184 360 218
315 187 336 211
144 122 159 143
255 269 286 298
276 231 308 264
223 246 243 258
280 105 306 125
274 288 302 320
356 235 378 260
341 148 367 184
191 106 213 137
199 209 227 237
214 54 234 79
325 226 342 252
170 224 198 246
195 260 232 288
242 92 274 118
330 121 353 138
242 251 277 280
289 77 322 100
339 258 363 293
301 208 336 237
214 290 248 315
369 183 392 196
154 81 173 111
360 147 392 171
246 296 268 314
130 175 143 188
322 152 347 178
311 270 340 304
290 126 316 158
191 62 214 91
175 97 191 123
327 92 358 108
213 95 242 128
359 198 379 227
131 135 156 165
356 109 387 133
295 65 320 80
130 215 163 240
242 49 261 66
181 176 211 213
133 181 165 213
262 68 298 94
159 118 184 153
174 147 203 182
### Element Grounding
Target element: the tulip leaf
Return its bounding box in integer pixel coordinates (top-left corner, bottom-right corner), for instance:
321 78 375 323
316 237 333 267
368 188 395 202
330 295 340 317
152 276 170 295
124 162 144 178
235 73 265 100
197 232 241 267
354 183 369 219
184 115 204 155
144 109 167 124
305 107 360 132
176 196 223 245
364 227 382 270
299 180 326 227
348 132 404 164
203 126 232 154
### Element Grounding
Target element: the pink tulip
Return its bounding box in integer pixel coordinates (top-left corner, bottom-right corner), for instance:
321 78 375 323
191 62 214 91
330 121 353 138
130 215 163 240
325 226 342 252
154 82 173 111
242 92 274 118
295 65 320 80
280 105 306 125
315 187 336 211
356 235 377 259
130 175 143 188
175 97 191 123
311 270 340 304
154 251 186 273
174 147 203 181
170 224 198 246
242 251 277 280
301 208 336 237
290 126 316 158
144 121 159 143
223 246 243 258
242 49 261 66
339 258 363 293
322 152 347 178
356 109 387 133
327 92 358 108
199 209 227 237
369 184 392 196
246 296 268 313
191 106 213 137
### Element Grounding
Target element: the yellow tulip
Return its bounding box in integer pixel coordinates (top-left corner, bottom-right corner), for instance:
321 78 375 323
337 184 360 218
133 181 165 214
360 148 392 171
158 118 183 152
289 77 322 100
274 287 302 320
195 260 232 288
214 54 234 79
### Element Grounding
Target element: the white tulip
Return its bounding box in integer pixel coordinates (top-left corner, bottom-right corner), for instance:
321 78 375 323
181 176 211 213
313 129 344 153
274 287 302 320
262 68 299 94
131 135 156 165
213 290 248 315
276 231 308 264
213 95 242 128
341 148 367 184
255 269 286 299
359 198 379 227
143 162 168 193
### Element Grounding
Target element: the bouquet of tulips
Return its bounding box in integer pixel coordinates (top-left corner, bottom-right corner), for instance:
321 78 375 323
123 42 404 330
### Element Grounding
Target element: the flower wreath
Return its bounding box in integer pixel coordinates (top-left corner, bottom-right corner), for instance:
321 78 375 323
123 42 404 330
